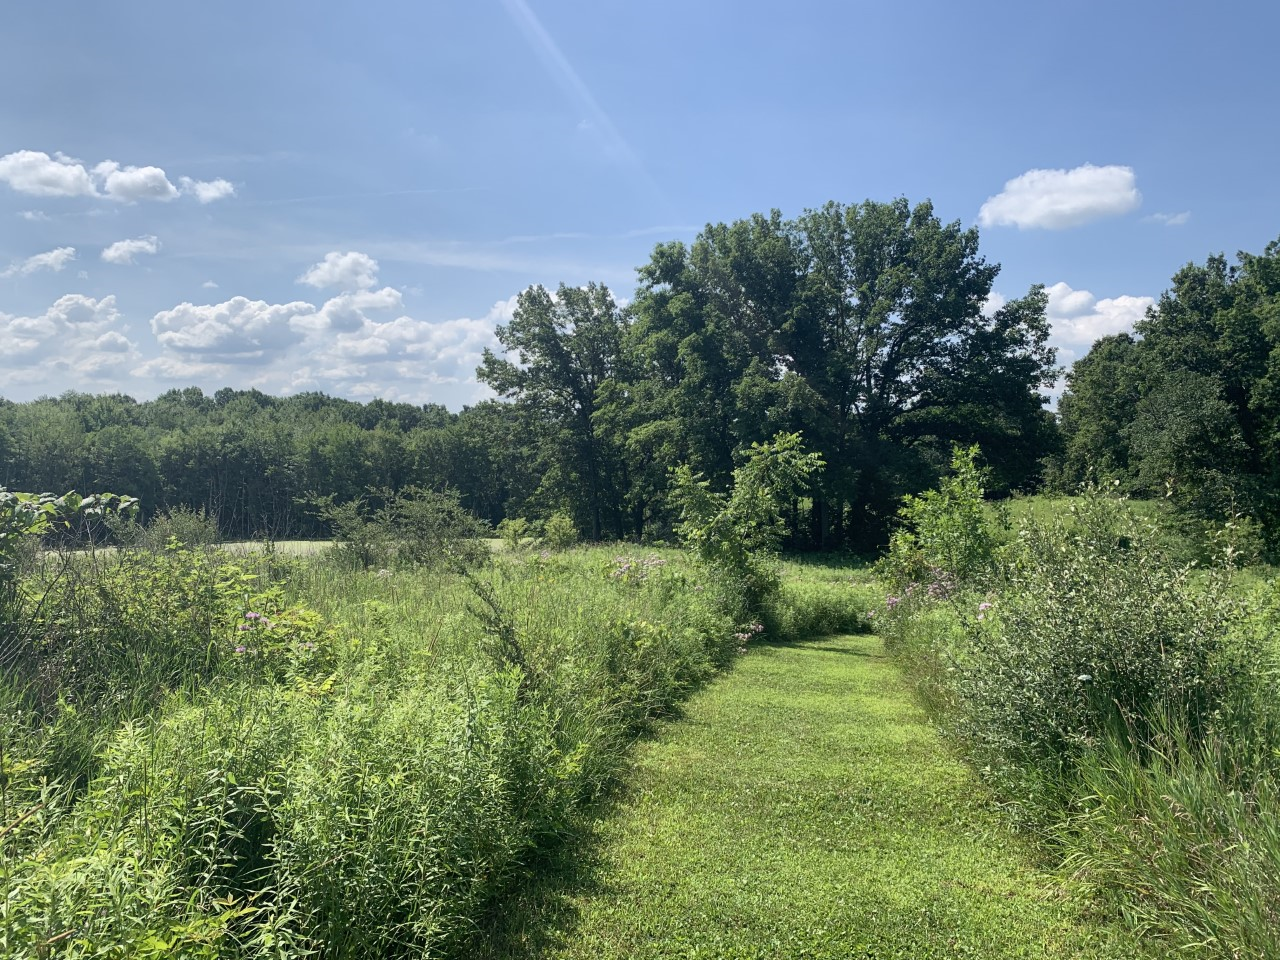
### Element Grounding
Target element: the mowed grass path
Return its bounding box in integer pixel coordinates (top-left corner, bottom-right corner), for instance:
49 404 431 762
477 633 1142 959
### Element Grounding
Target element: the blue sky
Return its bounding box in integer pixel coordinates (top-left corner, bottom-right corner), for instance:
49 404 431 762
2 0 1277 407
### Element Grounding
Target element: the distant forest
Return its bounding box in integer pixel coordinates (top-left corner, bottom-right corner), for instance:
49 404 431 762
2 199 1277 551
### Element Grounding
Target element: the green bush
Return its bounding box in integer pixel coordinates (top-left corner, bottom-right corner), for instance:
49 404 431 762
497 516 533 550
540 512 578 551
108 504 222 551
879 444 1002 592
878 472 1280 956
672 431 822 617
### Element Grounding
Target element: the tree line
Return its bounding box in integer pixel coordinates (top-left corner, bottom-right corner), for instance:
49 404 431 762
1055 235 1280 543
0 198 1060 549
6 198 1272 551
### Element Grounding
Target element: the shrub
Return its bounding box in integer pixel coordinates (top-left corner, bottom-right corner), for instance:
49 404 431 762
497 516 533 550
672 431 822 617
108 503 222 551
878 444 1002 591
540 512 578 551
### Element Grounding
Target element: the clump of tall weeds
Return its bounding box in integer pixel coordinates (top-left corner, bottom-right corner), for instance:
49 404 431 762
877 461 1280 958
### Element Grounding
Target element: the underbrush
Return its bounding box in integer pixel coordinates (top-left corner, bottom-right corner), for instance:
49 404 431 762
0 532 858 958
877 452 1280 958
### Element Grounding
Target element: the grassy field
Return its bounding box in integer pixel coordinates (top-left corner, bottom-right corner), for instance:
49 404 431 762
474 631 1142 959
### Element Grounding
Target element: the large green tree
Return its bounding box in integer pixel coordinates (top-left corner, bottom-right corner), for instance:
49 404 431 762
626 199 1058 549
478 283 628 540
1058 237 1280 533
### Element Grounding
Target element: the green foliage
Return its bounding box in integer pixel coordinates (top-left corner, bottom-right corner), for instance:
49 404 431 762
879 445 1001 589
497 516 533 550
879 469 1280 956
672 432 822 615
311 485 490 571
956 493 1237 805
1057 236 1280 545
540 512 578 551
0 539 764 958
107 503 222 551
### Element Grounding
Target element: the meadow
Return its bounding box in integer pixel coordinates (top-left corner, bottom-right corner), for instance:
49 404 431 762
0 479 873 959
3 455 1280 958
878 452 1280 958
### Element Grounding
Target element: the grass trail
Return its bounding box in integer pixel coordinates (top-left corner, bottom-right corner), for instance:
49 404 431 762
477 633 1142 959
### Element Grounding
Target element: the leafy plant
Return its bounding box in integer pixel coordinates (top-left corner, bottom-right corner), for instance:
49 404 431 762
671 431 822 615
540 512 578 551
879 444 1002 591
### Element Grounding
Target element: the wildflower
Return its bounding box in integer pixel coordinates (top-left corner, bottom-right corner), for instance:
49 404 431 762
237 623 252 631
978 602 993 611
234 645 248 654
245 611 261 620
885 596 901 610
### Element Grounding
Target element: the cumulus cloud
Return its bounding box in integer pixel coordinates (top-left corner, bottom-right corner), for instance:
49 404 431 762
1 246 77 278
978 163 1141 229
0 151 98 198
140 282 511 405
202 280 219 289
179 176 236 203
0 294 137 386
150 296 318 363
297 251 381 291
92 161 179 202
101 235 160 265
1044 281 1154 346
18 210 49 221
0 149 234 204
1145 211 1191 227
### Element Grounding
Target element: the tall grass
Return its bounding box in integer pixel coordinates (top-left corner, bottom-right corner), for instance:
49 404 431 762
878 485 1280 958
2 542 793 957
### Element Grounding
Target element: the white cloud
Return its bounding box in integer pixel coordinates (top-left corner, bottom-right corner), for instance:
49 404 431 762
1045 281 1154 346
92 161 179 202
202 280 219 289
978 163 1141 230
0 294 137 385
101 235 160 265
131 355 231 381
1145 211 1191 227
179 176 236 203
1 246 77 278
0 151 98 198
297 251 381 291
151 296 317 362
18 210 49 221
0 149 233 204
981 291 1006 318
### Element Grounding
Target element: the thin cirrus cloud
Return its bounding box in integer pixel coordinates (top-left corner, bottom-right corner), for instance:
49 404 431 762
1144 211 1191 227
0 150 236 204
101 235 160 265
1 246 77 278
978 163 1142 230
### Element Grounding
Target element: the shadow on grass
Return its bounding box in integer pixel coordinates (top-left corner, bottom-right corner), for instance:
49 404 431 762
466 820 610 959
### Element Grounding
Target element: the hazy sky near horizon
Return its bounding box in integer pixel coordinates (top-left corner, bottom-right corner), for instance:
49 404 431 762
2 1 1277 408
